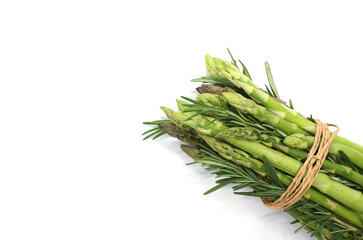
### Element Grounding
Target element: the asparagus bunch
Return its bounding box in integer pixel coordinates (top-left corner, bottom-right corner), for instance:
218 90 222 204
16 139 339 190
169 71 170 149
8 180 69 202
143 50 363 239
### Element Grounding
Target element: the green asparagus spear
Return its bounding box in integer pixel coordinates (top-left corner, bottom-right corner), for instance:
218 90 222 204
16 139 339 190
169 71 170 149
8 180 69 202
157 123 199 145
285 134 363 170
221 91 307 135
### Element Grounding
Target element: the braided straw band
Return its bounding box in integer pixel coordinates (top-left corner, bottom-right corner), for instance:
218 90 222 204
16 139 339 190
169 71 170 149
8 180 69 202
262 119 339 210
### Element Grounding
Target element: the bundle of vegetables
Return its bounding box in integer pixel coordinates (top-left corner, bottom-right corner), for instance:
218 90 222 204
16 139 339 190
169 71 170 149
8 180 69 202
143 50 363 239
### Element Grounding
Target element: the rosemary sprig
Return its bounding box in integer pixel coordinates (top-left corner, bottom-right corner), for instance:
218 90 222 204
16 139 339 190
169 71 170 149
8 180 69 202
183 143 362 239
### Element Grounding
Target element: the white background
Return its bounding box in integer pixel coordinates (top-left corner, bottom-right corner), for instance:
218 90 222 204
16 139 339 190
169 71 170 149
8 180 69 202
0 1 362 239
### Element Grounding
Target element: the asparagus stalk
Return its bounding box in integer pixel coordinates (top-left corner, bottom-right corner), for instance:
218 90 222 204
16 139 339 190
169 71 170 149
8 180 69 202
284 133 315 149
205 54 363 156
157 123 199 146
160 106 227 137
198 134 266 175
285 134 363 170
196 84 225 95
224 127 363 186
196 93 228 108
204 54 259 90
221 91 308 135
219 126 307 160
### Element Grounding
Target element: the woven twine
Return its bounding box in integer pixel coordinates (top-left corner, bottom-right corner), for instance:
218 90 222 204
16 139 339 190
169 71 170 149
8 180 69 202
262 119 339 210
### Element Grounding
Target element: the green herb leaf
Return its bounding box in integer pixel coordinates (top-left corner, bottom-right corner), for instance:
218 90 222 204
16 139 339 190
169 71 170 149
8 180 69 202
262 155 284 188
265 61 280 99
